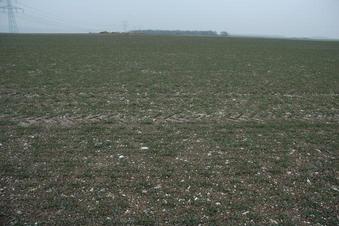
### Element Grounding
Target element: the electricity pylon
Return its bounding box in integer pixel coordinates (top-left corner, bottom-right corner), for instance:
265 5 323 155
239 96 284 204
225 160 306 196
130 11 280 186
0 0 23 33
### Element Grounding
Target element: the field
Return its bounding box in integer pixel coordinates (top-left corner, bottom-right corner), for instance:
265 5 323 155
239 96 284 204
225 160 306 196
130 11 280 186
0 34 338 225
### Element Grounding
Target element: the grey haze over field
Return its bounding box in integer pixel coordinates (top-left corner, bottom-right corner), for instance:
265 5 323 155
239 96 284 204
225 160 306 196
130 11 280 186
0 0 338 39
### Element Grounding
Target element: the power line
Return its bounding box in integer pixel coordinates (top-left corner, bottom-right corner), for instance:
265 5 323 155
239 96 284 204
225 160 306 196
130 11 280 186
15 12 94 32
15 1 99 32
0 0 97 33
1 1 119 33
17 2 83 26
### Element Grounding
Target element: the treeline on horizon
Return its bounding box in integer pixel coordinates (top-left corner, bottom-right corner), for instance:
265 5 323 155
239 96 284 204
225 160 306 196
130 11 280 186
99 30 229 37
131 30 229 37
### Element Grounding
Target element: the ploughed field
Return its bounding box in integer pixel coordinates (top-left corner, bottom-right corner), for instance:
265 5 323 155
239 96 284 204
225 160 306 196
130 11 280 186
0 34 338 225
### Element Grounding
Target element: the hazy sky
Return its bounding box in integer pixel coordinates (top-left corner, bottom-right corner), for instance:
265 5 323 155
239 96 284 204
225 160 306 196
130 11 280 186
0 0 338 39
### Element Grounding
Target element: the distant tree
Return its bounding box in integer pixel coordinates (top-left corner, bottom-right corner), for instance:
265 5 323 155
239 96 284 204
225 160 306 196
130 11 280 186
130 30 220 37
220 31 229 36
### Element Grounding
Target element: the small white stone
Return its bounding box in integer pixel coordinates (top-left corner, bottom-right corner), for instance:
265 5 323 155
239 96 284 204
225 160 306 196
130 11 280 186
289 149 296 155
331 186 339 192
106 192 114 198
154 184 162 189
118 155 125 159
269 219 278 224
242 211 250 215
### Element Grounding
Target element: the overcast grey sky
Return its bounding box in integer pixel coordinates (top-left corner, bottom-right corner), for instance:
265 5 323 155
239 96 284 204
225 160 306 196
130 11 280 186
0 0 338 39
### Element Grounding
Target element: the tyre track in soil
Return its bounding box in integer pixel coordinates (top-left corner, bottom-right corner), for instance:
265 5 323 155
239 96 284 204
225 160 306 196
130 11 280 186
0 111 338 127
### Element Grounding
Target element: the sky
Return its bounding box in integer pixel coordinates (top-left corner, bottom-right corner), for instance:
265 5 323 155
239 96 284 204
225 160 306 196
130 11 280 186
0 0 338 39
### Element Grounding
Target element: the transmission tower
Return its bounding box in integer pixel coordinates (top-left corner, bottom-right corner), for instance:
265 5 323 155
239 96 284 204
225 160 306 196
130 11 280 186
0 0 23 33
